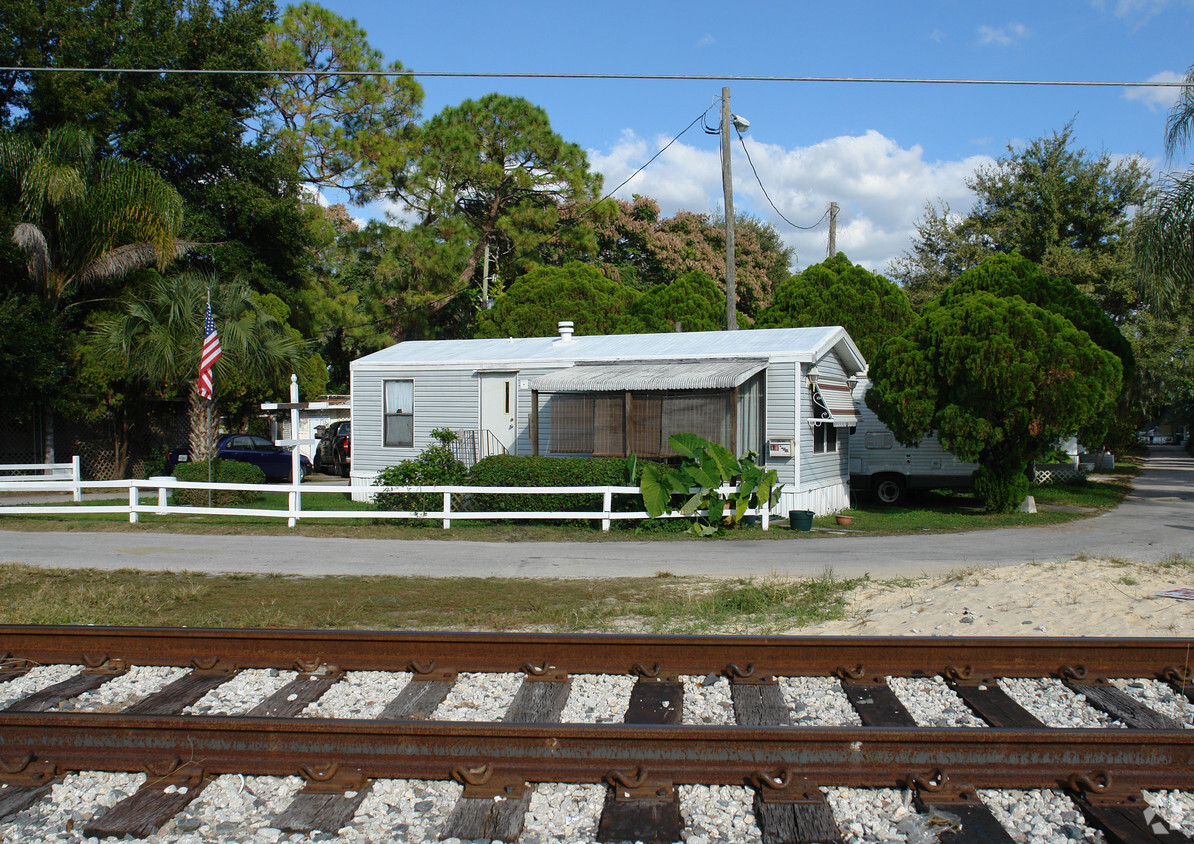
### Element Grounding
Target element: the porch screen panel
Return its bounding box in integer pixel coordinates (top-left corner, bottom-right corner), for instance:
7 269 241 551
593 394 624 456
548 394 594 453
737 374 764 457
627 393 662 457
661 391 732 454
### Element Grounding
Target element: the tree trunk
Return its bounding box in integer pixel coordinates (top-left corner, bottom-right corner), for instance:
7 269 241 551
188 389 219 461
42 406 55 464
112 409 130 480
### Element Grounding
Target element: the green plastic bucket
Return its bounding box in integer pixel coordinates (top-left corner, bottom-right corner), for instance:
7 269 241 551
788 509 814 531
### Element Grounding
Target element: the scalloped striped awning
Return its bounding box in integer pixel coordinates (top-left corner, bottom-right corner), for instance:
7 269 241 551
813 379 861 427
529 359 767 392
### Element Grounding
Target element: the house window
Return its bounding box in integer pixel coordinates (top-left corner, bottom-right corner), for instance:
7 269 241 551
383 379 414 447
813 422 837 454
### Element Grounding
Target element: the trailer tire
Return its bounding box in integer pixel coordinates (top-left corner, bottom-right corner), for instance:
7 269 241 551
874 475 907 506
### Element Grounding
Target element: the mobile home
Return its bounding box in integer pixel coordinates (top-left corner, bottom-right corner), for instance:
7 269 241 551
349 324 867 515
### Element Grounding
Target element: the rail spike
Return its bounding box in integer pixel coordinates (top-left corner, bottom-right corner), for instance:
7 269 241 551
835 664 866 681
452 763 493 787
909 769 949 792
1060 664 1089 681
1164 665 1193 684
143 757 183 778
1068 771 1112 795
944 665 973 681
300 763 339 783
0 754 33 774
606 767 648 790
630 662 662 679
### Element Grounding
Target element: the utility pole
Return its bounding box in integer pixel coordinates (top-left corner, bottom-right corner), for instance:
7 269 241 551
720 87 738 331
482 243 491 309
827 201 839 259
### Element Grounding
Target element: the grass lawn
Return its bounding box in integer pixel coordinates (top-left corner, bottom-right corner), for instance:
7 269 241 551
0 564 859 634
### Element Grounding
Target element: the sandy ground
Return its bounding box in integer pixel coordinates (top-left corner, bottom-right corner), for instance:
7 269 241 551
795 557 1194 637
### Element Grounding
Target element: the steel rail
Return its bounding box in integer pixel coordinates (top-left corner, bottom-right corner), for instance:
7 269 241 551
2 626 1193 680
1 713 1192 792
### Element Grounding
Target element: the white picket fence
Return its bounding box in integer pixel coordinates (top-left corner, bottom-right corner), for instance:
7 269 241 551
0 466 773 532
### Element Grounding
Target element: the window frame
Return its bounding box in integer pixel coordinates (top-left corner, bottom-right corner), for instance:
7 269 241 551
383 379 414 448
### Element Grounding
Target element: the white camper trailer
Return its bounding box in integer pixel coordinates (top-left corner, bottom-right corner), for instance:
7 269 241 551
848 377 979 505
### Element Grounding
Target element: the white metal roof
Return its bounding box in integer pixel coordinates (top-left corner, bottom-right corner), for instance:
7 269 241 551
529 359 767 392
352 326 866 373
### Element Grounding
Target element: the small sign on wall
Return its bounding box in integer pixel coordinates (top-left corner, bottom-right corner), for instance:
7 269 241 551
767 437 794 458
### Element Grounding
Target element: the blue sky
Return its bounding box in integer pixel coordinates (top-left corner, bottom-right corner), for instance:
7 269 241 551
315 0 1194 273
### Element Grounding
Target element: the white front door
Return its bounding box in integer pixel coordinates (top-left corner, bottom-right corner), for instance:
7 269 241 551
480 373 517 455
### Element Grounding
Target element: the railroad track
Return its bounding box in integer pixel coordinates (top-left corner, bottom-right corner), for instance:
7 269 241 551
1 627 1193 843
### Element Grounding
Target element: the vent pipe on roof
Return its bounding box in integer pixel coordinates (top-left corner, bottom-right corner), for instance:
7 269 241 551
557 320 574 342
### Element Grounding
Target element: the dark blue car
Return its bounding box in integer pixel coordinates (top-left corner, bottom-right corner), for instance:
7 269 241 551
169 434 311 482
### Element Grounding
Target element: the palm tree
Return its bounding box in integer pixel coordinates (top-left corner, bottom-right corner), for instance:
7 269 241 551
96 270 306 462
1 125 191 462
1 126 190 306
1136 65 1194 304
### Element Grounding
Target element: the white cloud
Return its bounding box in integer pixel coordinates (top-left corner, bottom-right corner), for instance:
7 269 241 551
696 33 716 48
928 29 947 42
589 129 993 273
1123 70 1186 110
1093 0 1186 28
976 22 1031 46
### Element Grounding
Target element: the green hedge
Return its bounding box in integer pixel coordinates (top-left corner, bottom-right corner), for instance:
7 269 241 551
466 455 645 520
173 459 266 507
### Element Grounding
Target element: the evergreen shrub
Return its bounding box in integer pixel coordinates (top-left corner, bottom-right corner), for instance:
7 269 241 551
172 460 266 506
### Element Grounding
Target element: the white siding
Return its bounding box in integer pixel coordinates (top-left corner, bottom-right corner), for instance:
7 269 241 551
764 361 797 496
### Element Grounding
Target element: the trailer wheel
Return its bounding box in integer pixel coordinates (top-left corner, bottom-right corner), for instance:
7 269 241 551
874 475 906 506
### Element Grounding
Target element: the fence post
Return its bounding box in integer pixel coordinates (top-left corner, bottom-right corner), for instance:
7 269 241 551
288 489 297 529
443 491 451 529
128 484 139 524
762 504 769 531
602 489 612 532
71 455 81 502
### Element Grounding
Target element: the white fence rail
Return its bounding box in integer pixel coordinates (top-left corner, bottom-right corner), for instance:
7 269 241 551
0 457 82 502
0 471 773 532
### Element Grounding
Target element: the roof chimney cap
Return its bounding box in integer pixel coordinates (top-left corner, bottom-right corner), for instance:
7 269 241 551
557 320 575 341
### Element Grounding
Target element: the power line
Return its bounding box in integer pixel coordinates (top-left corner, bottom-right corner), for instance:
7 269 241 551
0 66 1187 89
735 130 831 231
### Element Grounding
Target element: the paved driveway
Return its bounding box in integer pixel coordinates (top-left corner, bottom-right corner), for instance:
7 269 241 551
1 447 1190 579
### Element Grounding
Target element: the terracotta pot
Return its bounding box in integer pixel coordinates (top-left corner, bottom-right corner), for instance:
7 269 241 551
835 514 854 526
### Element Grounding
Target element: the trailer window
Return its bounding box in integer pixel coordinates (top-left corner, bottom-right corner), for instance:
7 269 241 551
383 379 414 447
813 423 837 454
865 432 894 449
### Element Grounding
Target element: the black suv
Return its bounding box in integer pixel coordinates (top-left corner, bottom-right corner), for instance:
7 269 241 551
313 420 351 477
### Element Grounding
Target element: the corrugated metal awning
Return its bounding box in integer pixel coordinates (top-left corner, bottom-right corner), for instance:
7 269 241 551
529 359 767 392
812 378 861 428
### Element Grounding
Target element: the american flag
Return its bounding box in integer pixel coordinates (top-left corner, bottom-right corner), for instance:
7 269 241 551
197 302 222 400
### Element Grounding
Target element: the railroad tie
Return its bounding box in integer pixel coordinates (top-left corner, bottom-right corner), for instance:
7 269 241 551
1062 672 1183 730
246 664 343 718
82 763 207 840
441 671 572 843
730 673 842 844
378 664 458 719
946 674 1046 728
596 675 684 844
2 664 126 713
0 758 58 821
1067 774 1194 844
906 772 1015 844
274 765 371 836
120 665 239 716
836 672 917 727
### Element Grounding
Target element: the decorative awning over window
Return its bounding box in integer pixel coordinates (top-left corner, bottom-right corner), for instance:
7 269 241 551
810 378 860 428
529 359 767 393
